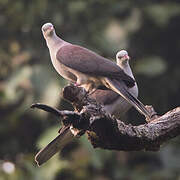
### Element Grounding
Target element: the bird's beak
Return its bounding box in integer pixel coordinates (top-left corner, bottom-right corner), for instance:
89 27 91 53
47 26 54 31
123 54 130 60
49 26 54 30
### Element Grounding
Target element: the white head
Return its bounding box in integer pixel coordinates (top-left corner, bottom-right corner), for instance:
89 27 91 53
42 23 55 38
116 50 130 65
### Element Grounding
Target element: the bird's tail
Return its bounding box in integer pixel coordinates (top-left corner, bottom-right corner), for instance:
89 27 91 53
105 78 151 119
35 127 74 166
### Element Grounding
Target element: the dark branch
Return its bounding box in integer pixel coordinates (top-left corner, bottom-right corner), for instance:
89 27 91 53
31 85 180 152
31 103 82 127
31 103 63 117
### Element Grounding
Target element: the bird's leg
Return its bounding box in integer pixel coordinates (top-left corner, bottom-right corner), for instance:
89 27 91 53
74 82 81 86
74 77 98 95
82 82 98 95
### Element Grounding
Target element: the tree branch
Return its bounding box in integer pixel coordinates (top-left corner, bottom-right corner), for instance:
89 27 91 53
32 85 180 152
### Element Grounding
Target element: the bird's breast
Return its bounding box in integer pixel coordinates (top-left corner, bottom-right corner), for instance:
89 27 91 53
129 83 138 98
49 49 77 82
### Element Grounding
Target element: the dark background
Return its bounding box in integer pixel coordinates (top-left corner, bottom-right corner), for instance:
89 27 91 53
0 0 180 179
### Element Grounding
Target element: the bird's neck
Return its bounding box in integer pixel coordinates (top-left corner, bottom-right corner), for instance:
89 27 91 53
118 61 138 97
118 61 135 79
46 33 64 49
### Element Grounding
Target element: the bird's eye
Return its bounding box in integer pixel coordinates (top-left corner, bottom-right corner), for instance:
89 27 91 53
42 27 47 32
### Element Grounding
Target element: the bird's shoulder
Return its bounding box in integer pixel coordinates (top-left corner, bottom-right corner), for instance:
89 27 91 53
56 44 135 87
56 44 121 73
57 44 109 63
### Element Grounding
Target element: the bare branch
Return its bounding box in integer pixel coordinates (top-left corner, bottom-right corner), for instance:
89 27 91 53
31 85 180 152
62 85 180 151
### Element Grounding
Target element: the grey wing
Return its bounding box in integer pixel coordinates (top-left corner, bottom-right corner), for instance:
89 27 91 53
105 78 151 118
56 44 135 88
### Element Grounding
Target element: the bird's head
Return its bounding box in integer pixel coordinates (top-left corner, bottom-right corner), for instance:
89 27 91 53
42 23 55 38
116 50 130 65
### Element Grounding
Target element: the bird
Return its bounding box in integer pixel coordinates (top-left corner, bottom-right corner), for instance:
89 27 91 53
35 50 142 166
90 50 138 118
41 22 151 119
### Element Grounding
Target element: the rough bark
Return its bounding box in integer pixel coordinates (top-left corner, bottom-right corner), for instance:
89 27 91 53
32 85 180 152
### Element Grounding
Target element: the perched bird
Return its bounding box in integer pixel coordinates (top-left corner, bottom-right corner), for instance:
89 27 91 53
35 50 141 166
90 50 138 118
41 22 150 118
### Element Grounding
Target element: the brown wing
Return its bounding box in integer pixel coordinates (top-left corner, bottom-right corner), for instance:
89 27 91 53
56 44 135 87
90 87 120 105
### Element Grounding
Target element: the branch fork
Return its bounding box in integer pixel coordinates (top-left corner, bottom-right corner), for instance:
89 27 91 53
31 85 180 151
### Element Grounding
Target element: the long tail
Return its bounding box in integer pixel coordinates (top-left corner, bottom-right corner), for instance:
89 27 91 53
105 78 151 119
35 127 74 166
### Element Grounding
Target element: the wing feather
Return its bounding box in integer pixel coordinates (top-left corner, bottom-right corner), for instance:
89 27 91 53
56 44 135 87
90 88 120 105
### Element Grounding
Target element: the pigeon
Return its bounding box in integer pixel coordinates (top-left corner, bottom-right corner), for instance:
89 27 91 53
90 50 138 118
35 50 142 166
37 23 151 166
41 22 151 119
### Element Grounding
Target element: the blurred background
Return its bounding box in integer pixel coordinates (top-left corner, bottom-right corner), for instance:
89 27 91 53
0 0 180 179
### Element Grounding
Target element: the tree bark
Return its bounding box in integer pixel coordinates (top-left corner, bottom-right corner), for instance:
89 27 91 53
32 85 180 152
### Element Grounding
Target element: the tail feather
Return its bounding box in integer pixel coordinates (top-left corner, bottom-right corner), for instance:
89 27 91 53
35 127 74 166
105 78 151 118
